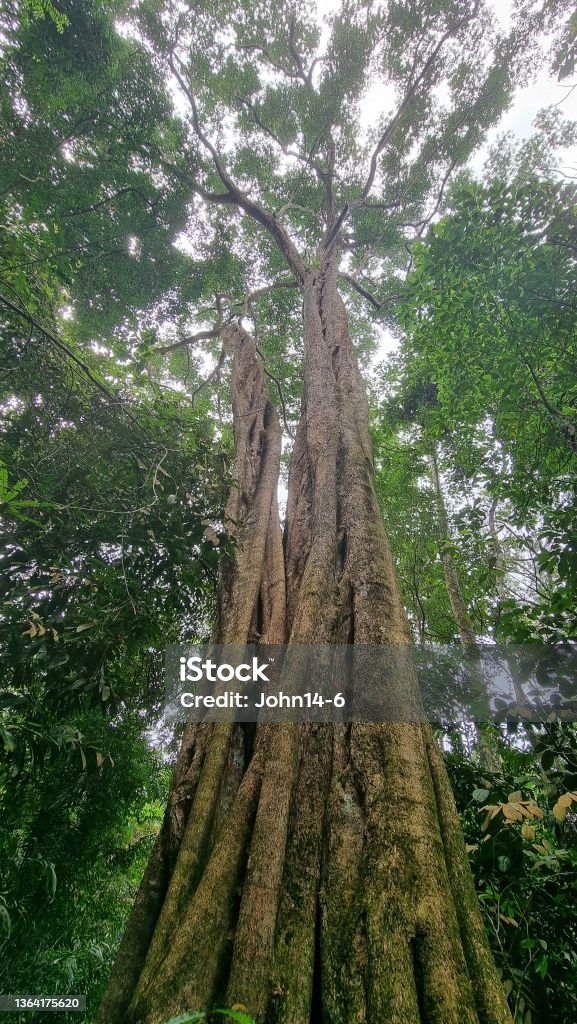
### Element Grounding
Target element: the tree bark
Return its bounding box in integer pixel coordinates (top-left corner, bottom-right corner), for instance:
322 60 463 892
98 263 513 1024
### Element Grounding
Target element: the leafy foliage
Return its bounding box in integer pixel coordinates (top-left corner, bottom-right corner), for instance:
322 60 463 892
0 6 232 1015
163 1009 255 1024
377 163 577 1024
447 749 577 1023
394 179 577 642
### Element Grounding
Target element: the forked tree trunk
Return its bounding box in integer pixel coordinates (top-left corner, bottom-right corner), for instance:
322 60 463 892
97 258 512 1024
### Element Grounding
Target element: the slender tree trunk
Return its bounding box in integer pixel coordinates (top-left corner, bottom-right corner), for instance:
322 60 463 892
428 446 477 648
487 502 557 797
488 498 507 605
428 446 502 777
98 261 512 1024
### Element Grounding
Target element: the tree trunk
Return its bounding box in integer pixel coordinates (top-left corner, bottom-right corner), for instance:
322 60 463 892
487 497 558 798
428 445 502 777
428 446 478 648
97 260 512 1024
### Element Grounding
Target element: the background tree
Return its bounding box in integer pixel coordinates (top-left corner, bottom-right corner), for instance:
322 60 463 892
373 162 577 1024
399 178 577 642
1 0 230 1010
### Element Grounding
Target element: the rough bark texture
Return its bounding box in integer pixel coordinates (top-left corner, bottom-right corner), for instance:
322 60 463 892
98 271 513 1024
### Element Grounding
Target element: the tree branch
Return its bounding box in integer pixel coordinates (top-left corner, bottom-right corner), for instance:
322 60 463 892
243 294 295 440
169 50 306 281
322 202 349 251
287 11 319 89
276 202 318 222
235 41 300 81
0 292 151 438
236 95 328 181
59 186 155 219
338 272 386 309
156 278 298 355
524 357 577 453
494 302 577 454
190 346 228 406
237 15 320 91
244 277 298 303
414 156 459 238
361 3 480 200
255 343 295 440
156 327 223 355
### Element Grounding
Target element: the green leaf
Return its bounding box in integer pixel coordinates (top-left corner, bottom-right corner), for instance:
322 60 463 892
472 788 490 804
0 903 12 938
45 861 57 900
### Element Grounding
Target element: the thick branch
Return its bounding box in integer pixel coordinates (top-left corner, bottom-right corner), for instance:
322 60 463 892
169 52 306 281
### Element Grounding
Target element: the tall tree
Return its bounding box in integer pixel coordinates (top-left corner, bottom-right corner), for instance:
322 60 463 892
91 2 559 1020
7 1 568 1021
